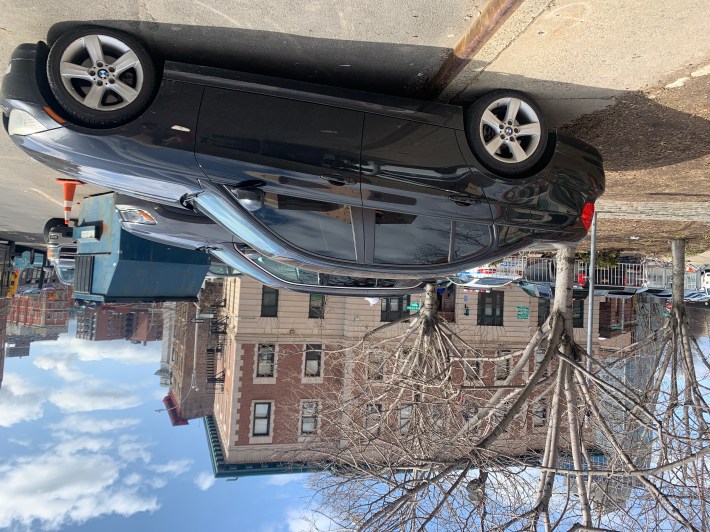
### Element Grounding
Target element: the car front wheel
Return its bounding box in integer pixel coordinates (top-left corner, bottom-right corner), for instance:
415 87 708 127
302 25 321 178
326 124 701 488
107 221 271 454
465 90 548 177
46 26 157 127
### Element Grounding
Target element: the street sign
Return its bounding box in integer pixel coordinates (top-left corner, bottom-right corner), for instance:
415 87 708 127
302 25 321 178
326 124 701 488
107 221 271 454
516 306 529 319
197 313 215 319
406 302 421 311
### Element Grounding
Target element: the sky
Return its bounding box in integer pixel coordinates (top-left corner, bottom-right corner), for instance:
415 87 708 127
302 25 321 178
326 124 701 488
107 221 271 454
0 320 322 532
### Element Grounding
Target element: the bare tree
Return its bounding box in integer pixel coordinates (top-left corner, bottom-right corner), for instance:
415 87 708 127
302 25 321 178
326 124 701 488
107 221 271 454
287 243 710 531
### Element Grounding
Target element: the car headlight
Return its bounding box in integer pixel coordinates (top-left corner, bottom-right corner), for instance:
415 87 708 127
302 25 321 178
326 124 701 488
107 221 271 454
8 109 48 136
117 209 157 225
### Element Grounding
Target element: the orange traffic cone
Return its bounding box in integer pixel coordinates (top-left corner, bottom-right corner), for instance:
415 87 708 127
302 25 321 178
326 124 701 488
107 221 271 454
55 179 85 225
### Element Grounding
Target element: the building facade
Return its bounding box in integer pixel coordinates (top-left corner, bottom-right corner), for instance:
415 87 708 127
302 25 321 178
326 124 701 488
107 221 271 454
203 277 634 478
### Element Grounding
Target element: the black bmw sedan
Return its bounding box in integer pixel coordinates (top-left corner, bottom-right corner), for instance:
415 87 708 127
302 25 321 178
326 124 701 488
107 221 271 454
1 26 604 279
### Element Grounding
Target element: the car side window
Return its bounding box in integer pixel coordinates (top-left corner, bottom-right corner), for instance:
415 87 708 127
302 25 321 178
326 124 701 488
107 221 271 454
373 212 450 265
250 193 356 261
453 222 491 259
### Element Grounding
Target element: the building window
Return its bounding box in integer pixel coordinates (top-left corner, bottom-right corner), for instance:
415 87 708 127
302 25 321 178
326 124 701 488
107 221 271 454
256 344 275 378
538 299 550 327
369 353 385 381
431 404 445 432
261 286 279 317
534 348 547 377
573 300 584 328
300 401 319 435
495 351 511 381
252 402 272 436
304 344 322 378
399 404 413 434
463 358 480 383
477 291 504 326
366 404 382 436
533 400 547 427
381 296 410 322
308 294 326 319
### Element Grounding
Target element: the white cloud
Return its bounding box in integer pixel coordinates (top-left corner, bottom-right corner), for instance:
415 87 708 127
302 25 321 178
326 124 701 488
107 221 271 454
148 459 193 476
0 374 46 427
266 474 304 487
0 449 159 530
286 509 338 532
50 415 141 435
54 437 113 456
117 439 152 464
194 471 216 491
49 386 142 413
7 438 33 448
31 325 162 382
33 356 87 382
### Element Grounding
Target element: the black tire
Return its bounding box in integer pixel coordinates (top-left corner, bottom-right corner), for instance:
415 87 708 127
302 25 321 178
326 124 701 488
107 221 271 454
465 90 548 177
43 218 67 243
46 26 157 128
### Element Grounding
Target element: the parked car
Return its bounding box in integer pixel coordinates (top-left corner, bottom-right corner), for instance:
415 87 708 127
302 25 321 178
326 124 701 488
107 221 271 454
448 261 523 290
2 26 604 279
102 193 428 297
516 280 589 301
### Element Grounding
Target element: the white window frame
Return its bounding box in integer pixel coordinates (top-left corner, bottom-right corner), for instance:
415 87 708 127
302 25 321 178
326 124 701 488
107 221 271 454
366 404 382 437
533 399 548 427
369 353 385 382
254 343 277 384
463 358 480 384
495 350 511 382
299 400 319 439
302 344 323 383
399 404 413 434
249 400 274 444
431 404 445 433
534 348 547 377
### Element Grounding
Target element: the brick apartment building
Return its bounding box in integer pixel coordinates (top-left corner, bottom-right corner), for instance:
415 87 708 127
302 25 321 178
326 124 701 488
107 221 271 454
162 281 227 426
8 286 71 329
76 304 163 342
188 277 635 478
0 298 9 389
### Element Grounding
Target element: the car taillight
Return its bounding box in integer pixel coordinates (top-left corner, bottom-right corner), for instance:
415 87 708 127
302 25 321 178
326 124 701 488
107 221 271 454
581 202 595 231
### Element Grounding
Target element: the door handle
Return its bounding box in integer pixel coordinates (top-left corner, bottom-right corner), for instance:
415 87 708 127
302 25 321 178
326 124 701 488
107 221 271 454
448 194 481 206
320 174 357 186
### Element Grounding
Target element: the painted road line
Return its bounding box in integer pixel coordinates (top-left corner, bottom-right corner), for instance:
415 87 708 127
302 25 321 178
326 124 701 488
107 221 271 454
30 188 63 207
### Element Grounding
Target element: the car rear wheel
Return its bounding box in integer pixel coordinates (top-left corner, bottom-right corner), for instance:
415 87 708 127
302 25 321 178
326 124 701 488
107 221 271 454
46 26 157 127
465 90 548 177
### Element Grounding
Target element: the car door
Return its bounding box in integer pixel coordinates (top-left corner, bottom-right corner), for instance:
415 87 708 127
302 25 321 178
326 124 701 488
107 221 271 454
362 209 493 267
360 114 492 221
195 88 363 206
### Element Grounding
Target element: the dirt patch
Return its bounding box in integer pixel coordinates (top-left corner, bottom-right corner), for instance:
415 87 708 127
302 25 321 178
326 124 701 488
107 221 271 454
577 219 710 257
560 64 710 256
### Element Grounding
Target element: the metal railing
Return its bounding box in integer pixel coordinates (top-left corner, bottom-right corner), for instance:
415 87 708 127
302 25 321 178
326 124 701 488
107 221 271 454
480 256 701 290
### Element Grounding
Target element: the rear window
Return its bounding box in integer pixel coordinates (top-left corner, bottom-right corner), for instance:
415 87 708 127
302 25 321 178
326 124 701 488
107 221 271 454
251 193 356 261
